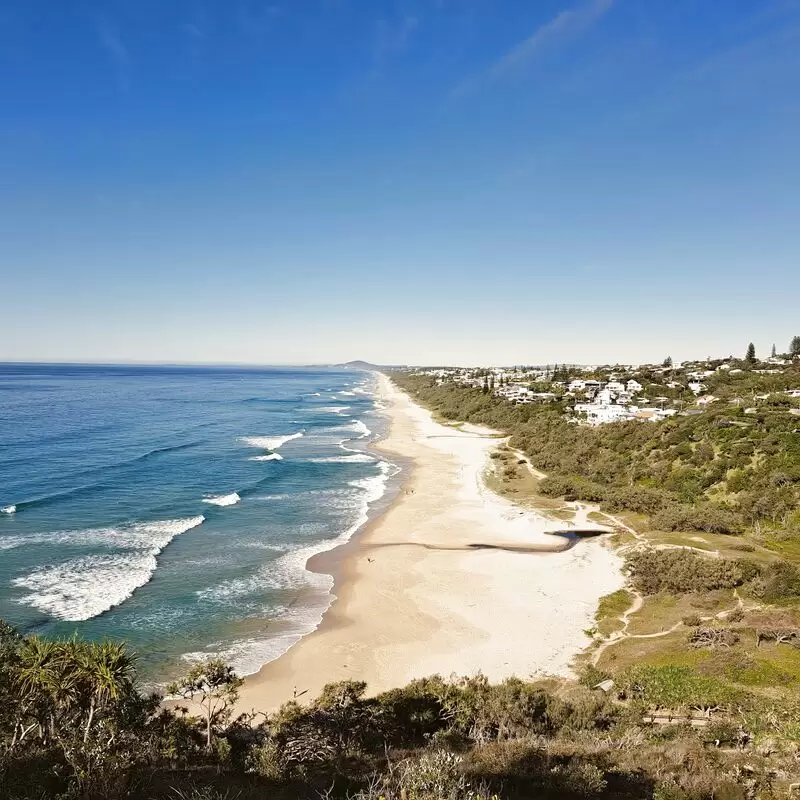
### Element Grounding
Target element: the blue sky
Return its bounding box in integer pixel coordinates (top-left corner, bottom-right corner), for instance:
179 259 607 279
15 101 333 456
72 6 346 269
1 0 799 365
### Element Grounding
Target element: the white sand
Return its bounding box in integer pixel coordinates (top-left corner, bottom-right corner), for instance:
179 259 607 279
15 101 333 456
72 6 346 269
234 374 624 713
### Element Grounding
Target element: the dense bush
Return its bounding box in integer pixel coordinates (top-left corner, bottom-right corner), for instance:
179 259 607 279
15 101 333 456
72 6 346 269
651 503 745 535
758 561 800 602
2 616 793 799
625 550 743 595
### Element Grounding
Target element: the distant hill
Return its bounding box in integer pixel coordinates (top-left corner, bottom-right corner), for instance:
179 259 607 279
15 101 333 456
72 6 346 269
337 360 392 371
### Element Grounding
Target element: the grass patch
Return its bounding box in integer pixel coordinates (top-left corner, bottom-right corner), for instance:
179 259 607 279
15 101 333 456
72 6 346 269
609 529 639 549
483 452 566 511
643 530 717 552
595 589 634 637
596 630 692 673
626 590 735 636
762 532 800 563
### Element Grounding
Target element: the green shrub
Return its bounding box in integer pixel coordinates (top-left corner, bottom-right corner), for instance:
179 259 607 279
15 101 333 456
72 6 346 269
652 503 744 535
626 549 743 595
549 760 608 796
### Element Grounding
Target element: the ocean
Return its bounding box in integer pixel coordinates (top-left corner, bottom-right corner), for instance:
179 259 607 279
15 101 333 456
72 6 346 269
0 364 397 682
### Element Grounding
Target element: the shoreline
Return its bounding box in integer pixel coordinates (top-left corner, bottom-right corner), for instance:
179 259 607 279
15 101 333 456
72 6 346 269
233 374 624 714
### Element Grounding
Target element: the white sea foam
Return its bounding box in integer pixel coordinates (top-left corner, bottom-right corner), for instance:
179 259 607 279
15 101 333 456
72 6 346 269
1 505 16 514
180 614 325 677
316 406 351 414
254 492 293 501
0 537 21 550
307 453 376 464
249 453 283 462
239 432 303 450
202 492 241 507
349 419 371 438
12 515 205 621
338 390 356 397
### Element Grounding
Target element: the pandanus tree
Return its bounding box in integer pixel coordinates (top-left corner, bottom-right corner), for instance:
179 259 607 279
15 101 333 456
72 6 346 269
13 636 72 747
8 634 142 790
168 658 243 750
74 641 137 743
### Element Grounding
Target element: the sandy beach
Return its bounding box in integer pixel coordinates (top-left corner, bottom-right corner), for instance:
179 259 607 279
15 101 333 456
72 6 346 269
234 374 624 714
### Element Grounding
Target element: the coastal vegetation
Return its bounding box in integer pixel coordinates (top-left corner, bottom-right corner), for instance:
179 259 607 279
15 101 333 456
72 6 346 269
3 622 800 800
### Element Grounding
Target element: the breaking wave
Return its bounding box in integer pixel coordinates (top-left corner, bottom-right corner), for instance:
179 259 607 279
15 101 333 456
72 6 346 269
347 420 371 438
307 453 376 464
315 406 351 414
11 516 205 622
202 492 241 507
239 432 303 450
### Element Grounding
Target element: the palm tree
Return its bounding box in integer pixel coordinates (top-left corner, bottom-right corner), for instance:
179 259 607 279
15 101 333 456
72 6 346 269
75 641 137 743
14 636 75 745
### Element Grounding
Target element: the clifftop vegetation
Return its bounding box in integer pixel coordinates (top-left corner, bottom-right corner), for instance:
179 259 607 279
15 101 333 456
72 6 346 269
2 621 800 800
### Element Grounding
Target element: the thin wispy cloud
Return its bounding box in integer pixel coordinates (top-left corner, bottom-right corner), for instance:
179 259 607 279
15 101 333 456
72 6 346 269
237 2 282 37
374 14 419 63
452 0 614 97
183 23 204 39
96 21 132 90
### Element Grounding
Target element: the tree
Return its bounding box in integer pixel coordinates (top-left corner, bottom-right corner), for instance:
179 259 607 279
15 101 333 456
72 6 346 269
771 343 777 358
75 641 136 744
745 342 756 363
168 659 243 750
791 336 800 357
482 376 489 394
663 356 673 368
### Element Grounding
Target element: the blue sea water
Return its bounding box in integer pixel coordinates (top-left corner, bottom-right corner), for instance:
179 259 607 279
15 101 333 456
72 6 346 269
0 364 396 681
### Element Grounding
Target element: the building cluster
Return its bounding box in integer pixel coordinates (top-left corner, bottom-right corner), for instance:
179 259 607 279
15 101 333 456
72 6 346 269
410 352 800 427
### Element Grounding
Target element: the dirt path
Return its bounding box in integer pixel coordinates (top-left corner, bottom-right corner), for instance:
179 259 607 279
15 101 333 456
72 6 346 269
491 443 760 669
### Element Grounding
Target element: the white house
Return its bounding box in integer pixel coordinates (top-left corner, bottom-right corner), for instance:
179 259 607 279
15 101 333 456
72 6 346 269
574 403 635 425
626 379 643 394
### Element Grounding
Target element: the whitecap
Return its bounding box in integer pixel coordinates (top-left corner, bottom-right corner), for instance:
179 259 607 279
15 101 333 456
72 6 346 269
249 453 283 462
0 537 21 550
239 432 303 450
307 453 376 464
12 515 204 622
315 406 351 414
349 419 371 438
202 492 241 507
1 505 16 514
